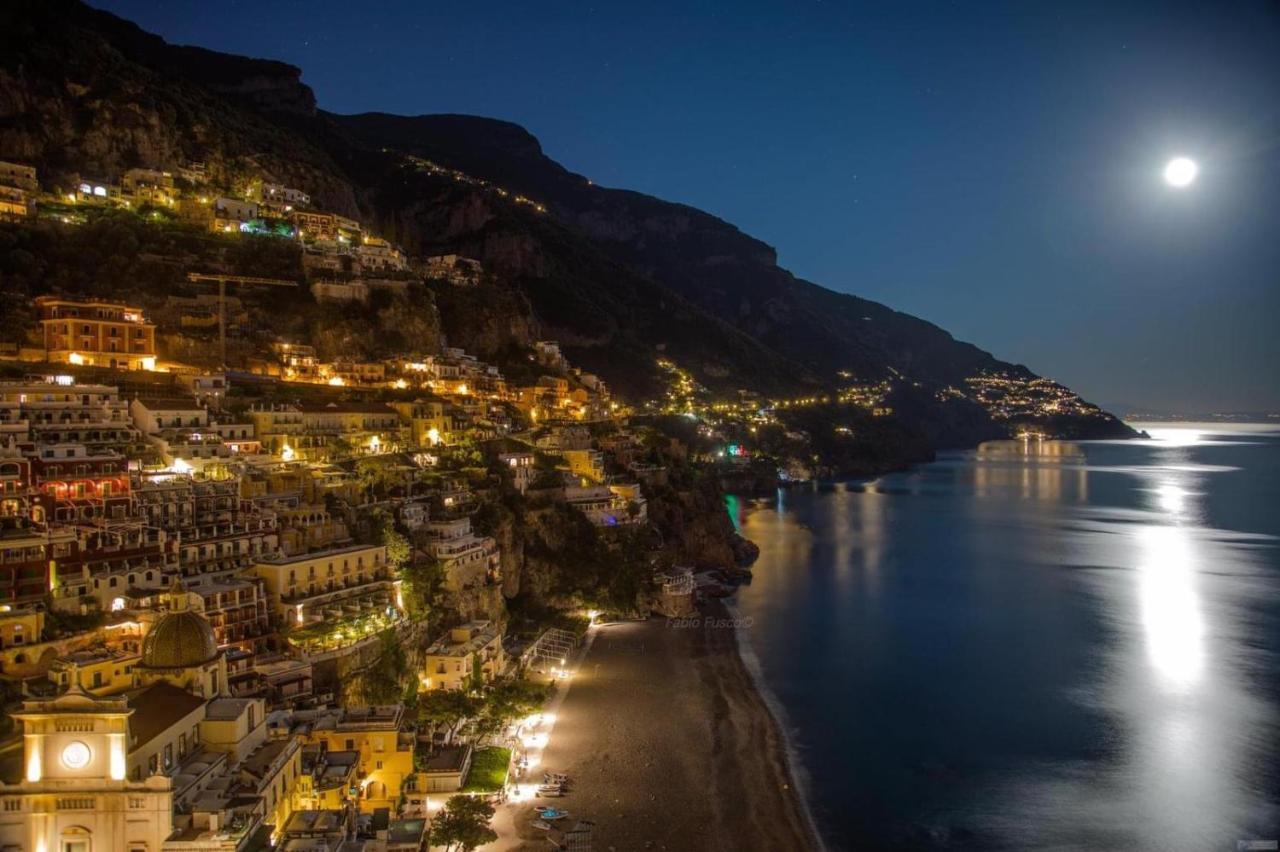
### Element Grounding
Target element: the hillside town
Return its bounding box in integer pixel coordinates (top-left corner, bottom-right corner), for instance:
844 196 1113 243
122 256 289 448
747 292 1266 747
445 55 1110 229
0 155 712 852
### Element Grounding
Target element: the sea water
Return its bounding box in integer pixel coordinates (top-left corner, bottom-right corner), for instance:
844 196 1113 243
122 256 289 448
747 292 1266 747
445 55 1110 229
732 424 1280 851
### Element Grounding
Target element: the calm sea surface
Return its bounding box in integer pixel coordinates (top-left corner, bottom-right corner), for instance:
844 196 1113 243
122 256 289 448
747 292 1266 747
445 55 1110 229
730 424 1280 851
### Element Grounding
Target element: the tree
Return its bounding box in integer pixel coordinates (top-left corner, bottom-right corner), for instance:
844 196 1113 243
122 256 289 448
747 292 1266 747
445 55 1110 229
378 516 410 572
327 436 354 459
400 554 442 620
473 678 549 745
359 628 409 704
418 689 481 742
354 458 403 500
428 795 497 851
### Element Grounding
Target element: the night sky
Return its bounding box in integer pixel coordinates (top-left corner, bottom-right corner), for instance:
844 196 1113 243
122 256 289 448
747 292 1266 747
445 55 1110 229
95 0 1280 413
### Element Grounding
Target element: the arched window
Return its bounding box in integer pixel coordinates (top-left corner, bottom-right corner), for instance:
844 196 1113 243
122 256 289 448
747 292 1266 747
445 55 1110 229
60 825 93 852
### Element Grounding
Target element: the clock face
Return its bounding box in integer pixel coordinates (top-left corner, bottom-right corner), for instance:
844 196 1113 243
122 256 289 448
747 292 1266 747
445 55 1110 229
61 741 91 770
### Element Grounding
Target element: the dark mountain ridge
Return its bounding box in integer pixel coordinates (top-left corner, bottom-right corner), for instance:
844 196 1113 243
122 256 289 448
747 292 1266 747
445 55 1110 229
332 112 1012 388
0 0 1133 445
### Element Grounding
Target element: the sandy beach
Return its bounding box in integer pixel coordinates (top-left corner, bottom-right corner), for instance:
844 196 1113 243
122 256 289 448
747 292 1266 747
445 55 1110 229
495 601 819 851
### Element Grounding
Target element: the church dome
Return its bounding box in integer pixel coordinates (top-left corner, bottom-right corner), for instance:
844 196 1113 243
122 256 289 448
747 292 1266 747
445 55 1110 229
140 580 219 669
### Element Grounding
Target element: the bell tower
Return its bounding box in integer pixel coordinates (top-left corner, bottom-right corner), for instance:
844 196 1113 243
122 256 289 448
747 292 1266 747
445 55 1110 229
0 668 174 852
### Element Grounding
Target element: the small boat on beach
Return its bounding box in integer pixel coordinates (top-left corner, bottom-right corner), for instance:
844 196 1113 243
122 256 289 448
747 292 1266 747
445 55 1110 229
536 806 570 820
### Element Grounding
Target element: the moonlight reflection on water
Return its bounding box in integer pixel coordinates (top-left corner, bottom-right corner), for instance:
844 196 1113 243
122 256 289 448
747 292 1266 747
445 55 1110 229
731 425 1280 850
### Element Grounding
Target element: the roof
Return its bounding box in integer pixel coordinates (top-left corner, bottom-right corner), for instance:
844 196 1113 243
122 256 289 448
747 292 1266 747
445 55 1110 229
255 542 383 566
204 696 254 721
239 738 293 780
135 396 203 411
140 607 219 669
128 682 207 751
284 809 347 836
421 745 471 773
295 401 396 415
388 818 426 843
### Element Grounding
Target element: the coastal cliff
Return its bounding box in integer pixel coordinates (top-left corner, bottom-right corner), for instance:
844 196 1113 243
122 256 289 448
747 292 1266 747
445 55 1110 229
2 0 1133 442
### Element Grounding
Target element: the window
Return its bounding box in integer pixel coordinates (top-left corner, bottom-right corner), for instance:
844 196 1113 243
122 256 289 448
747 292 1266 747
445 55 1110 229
163 744 172 769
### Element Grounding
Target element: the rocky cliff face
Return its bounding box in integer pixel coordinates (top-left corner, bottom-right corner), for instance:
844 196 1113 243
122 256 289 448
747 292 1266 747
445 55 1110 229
0 0 1133 443
332 113 1016 388
0 0 349 209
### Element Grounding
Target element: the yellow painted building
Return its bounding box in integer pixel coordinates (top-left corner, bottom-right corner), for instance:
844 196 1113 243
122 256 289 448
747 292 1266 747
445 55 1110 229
0 606 44 650
301 706 415 812
50 647 140 696
422 620 505 692
0 686 175 852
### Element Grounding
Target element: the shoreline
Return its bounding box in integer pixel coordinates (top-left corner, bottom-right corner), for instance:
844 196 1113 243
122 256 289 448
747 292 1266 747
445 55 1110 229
725 598 828 851
495 606 818 850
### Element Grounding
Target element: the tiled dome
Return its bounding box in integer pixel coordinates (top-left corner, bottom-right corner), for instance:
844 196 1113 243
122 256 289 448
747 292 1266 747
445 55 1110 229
140 580 218 669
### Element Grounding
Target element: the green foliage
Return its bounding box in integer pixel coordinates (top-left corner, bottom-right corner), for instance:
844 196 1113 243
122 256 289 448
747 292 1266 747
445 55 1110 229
418 689 481 740
522 505 654 611
462 747 512 793
399 543 443 621
382 520 411 572
41 597 106 639
479 679 548 730
428 795 497 852
357 628 409 705
353 459 405 501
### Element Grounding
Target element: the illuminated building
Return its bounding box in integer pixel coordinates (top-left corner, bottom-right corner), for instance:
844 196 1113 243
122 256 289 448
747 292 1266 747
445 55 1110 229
0 184 29 219
353 236 407 273
389 398 461 448
293 704 415 812
421 620 506 692
420 253 483 286
0 605 45 650
418 516 501 593
133 580 229 699
248 402 403 462
257 182 310 210
564 483 647 527
36 297 158 371
288 209 337 241
0 586 262 849
0 680 175 852
250 543 394 625
498 451 536 493
50 646 142 696
131 476 278 585
120 168 177 207
0 159 38 192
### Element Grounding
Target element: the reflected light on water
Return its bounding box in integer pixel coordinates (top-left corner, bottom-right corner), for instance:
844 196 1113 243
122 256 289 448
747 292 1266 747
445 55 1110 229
1152 483 1187 515
1136 524 1204 691
1144 427 1204 446
733 426 1280 849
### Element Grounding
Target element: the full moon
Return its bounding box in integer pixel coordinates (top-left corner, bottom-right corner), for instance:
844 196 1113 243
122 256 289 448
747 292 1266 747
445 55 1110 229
1163 157 1198 188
